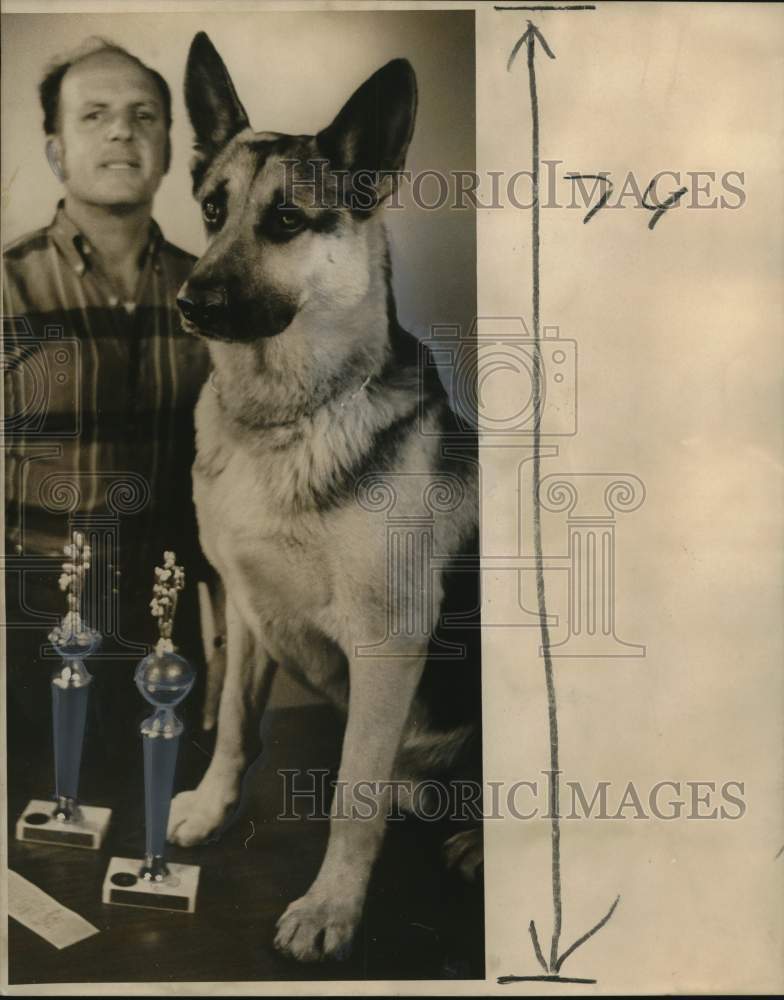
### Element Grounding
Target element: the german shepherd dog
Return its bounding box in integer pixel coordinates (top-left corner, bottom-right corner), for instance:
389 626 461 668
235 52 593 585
169 32 481 963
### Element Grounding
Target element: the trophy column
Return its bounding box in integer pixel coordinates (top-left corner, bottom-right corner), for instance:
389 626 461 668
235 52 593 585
138 650 193 882
103 552 200 912
16 531 111 849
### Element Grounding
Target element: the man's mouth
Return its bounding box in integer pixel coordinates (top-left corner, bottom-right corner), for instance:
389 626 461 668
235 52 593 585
102 161 141 170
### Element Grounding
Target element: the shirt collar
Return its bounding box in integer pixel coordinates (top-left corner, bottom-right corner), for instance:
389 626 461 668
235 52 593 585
49 200 165 276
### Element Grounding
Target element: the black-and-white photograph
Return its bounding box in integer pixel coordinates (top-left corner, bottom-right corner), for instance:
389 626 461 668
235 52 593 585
3 7 481 984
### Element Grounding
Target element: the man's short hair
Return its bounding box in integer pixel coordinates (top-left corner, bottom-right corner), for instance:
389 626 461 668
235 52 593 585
39 37 173 136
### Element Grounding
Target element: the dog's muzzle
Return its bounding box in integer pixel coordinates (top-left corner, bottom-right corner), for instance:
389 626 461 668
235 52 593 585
177 286 227 335
176 280 296 342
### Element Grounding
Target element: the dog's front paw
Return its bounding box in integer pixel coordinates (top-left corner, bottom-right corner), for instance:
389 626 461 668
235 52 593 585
274 890 360 963
167 784 238 846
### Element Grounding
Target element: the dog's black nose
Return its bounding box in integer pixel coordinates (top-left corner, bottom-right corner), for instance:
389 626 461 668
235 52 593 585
177 288 227 331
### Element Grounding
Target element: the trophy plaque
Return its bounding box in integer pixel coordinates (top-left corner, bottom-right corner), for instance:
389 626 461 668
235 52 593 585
17 532 111 849
103 552 200 912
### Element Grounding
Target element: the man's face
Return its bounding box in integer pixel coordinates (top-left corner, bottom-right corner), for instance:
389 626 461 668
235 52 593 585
52 51 168 209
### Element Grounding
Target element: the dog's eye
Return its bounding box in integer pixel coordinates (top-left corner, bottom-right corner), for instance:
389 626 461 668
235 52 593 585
202 200 224 227
276 208 304 234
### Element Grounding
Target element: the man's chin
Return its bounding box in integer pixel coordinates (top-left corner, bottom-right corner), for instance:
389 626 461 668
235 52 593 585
67 178 160 212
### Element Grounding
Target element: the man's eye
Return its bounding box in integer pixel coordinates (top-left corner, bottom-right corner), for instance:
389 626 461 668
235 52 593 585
83 111 102 122
202 200 224 226
137 111 154 122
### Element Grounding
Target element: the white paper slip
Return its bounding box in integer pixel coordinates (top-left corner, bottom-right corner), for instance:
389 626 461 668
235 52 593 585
8 870 99 949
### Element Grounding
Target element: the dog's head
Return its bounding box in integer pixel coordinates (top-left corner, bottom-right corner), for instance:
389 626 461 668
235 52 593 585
177 32 417 343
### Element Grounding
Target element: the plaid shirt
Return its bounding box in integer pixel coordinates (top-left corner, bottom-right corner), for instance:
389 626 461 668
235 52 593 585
3 202 210 568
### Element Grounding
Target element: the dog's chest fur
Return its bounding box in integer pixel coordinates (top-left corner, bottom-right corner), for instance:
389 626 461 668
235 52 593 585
193 389 337 607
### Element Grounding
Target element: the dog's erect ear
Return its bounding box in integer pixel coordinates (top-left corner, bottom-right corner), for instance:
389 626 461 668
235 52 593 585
316 59 417 207
185 32 249 189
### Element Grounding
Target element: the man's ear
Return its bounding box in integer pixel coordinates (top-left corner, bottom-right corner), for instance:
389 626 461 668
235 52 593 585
184 32 249 191
46 137 64 182
316 59 417 208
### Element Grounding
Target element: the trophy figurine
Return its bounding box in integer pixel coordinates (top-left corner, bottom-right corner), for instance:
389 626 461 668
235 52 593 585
103 552 200 912
16 531 111 849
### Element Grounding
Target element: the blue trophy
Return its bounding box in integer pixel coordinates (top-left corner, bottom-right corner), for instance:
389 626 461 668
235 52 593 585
103 552 200 912
16 531 111 849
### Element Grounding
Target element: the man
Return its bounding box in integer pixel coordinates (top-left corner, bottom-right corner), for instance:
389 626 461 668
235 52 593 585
3 39 210 749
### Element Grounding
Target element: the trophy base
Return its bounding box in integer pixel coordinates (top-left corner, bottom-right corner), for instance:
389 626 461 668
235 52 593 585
102 857 200 913
16 799 111 850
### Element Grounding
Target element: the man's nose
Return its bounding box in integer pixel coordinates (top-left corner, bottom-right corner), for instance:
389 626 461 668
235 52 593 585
177 283 228 331
106 111 134 142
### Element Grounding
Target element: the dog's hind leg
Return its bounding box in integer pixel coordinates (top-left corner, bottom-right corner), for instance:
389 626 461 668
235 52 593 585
168 595 276 846
274 648 426 962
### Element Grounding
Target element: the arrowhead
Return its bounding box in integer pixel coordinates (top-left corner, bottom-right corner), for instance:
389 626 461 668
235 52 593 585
507 20 556 72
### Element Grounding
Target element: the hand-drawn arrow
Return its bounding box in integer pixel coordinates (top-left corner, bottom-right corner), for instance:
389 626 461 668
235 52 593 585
501 20 621 985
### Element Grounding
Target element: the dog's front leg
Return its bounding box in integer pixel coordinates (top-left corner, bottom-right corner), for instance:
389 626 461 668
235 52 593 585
168 596 276 846
274 650 425 962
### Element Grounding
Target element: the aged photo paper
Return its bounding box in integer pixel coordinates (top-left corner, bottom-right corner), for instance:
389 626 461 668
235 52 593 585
2 0 783 995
